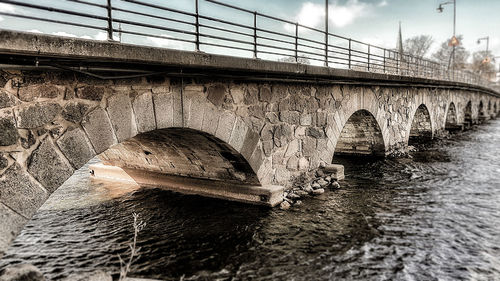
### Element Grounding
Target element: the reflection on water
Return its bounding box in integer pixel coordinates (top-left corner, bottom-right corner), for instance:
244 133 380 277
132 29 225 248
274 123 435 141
2 120 500 280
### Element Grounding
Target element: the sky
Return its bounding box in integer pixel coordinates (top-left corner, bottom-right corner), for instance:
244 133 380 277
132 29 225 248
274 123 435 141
0 0 499 67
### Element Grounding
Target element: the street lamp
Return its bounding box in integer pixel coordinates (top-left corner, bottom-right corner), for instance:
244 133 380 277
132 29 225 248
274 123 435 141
477 36 490 63
437 0 457 74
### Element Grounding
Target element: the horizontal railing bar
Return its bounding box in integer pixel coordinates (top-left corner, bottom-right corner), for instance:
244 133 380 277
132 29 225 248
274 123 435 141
199 23 253 38
0 12 107 31
0 0 108 21
116 29 195 44
122 0 196 17
112 7 195 27
113 18 197 36
202 41 255 53
66 0 107 9
199 33 253 46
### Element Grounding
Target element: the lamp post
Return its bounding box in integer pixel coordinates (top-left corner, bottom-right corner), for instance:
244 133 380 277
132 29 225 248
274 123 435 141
324 0 329 67
477 36 490 61
437 0 457 76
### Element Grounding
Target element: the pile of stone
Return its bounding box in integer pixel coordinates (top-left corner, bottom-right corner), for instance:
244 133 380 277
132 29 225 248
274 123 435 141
280 164 344 210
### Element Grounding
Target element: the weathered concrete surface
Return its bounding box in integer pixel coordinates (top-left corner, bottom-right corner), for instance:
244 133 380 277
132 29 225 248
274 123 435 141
0 32 499 258
89 163 284 207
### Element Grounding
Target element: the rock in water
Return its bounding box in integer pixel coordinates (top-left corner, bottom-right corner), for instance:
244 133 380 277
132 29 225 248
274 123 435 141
0 264 45 281
330 181 341 190
61 270 112 281
312 188 325 195
317 178 329 187
280 201 291 210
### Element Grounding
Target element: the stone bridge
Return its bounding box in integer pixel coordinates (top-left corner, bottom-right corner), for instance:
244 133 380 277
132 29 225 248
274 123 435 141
0 31 499 256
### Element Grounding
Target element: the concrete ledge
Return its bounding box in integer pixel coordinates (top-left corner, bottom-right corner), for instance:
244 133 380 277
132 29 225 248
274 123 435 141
89 163 284 207
0 30 498 97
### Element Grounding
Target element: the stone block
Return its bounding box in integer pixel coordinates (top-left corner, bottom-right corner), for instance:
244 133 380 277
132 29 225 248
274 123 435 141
0 203 28 257
230 86 245 104
259 86 272 102
280 111 300 124
0 90 15 109
207 84 227 107
307 127 326 138
322 164 345 180
0 116 18 146
77 86 105 101
248 145 264 173
14 102 62 128
300 114 312 126
0 164 48 217
302 137 316 157
107 93 137 142
133 92 156 133
215 111 235 143
18 84 63 101
298 157 309 170
82 107 117 154
62 101 90 123
153 92 173 129
28 138 74 193
186 95 205 130
201 105 220 136
285 139 299 157
240 130 260 160
172 87 183 127
57 127 96 169
229 118 248 152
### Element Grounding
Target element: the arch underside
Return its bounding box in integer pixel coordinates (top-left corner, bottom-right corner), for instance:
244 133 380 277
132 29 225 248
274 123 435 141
445 103 461 131
409 104 432 144
99 128 260 185
334 110 385 157
478 101 486 121
464 101 473 126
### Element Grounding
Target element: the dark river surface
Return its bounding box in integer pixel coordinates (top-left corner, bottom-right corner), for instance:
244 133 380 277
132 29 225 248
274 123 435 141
2 120 500 280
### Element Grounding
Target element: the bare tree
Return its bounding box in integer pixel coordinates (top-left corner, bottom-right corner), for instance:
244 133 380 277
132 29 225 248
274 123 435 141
118 213 146 281
432 35 469 70
469 50 496 80
403 35 433 58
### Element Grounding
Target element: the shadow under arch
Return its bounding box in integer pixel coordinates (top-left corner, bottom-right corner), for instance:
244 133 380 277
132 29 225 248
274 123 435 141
478 100 486 122
408 104 433 145
99 127 260 186
464 101 472 128
333 109 386 157
445 102 461 131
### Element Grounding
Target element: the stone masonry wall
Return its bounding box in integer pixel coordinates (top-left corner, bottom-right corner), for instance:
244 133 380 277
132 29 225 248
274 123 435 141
0 69 499 256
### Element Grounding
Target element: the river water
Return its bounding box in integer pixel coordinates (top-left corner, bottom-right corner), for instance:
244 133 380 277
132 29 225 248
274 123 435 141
1 120 500 280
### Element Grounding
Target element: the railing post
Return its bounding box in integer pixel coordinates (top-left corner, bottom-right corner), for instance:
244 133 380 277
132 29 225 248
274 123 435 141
295 23 298 63
383 49 386 73
324 32 328 66
367 44 370 72
106 0 113 41
253 12 257 59
195 0 200 51
348 39 352 70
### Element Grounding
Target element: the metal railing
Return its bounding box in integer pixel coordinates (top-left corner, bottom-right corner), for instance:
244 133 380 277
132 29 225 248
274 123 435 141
0 0 497 91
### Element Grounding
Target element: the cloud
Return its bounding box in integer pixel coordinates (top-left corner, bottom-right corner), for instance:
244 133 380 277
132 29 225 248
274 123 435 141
286 0 374 31
0 3 15 13
329 0 370 27
378 0 388 7
0 3 16 21
27 29 43 34
146 34 190 50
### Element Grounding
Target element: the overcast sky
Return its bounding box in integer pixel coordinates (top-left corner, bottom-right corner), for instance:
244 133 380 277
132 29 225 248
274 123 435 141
0 0 499 64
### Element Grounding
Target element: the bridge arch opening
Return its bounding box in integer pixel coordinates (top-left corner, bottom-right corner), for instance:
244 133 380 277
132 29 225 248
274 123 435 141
478 101 486 122
409 104 433 144
97 128 260 186
464 101 472 127
334 110 385 157
495 102 498 116
445 102 460 131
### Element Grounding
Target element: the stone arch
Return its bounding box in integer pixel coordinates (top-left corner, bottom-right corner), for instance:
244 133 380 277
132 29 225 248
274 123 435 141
408 104 433 144
333 109 386 157
445 102 460 131
0 85 272 257
478 100 486 122
495 102 498 116
464 101 473 127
